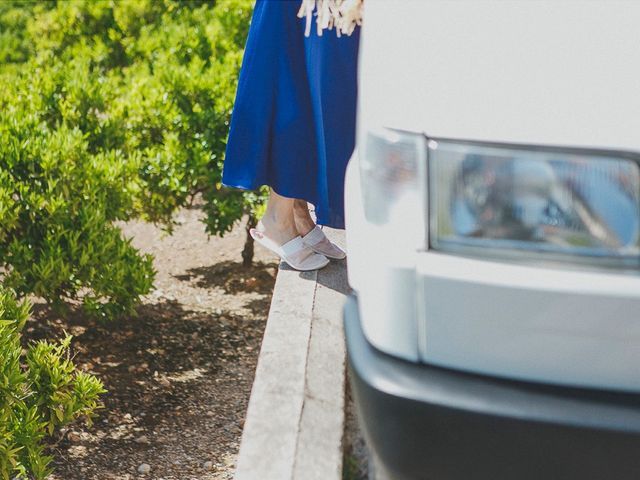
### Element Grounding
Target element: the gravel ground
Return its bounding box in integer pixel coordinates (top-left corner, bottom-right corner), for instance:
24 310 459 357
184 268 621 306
24 201 278 480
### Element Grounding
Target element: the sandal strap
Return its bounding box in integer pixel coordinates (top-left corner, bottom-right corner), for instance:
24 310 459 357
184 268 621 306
280 235 307 257
301 225 326 246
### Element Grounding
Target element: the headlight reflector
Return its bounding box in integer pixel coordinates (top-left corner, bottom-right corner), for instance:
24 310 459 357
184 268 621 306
429 140 640 267
360 128 427 249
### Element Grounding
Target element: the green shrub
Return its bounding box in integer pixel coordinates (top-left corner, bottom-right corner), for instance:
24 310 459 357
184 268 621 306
0 1 259 475
0 112 155 320
8 0 261 232
0 285 105 480
0 0 261 318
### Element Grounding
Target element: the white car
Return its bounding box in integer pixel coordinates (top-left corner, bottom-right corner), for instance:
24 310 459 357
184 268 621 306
343 2 640 479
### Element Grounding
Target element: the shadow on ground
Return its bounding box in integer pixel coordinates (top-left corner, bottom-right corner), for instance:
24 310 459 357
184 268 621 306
176 260 278 295
25 255 276 480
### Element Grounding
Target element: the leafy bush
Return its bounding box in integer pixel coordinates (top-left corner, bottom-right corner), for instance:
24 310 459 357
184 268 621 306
0 2 256 477
0 108 155 319
0 285 105 480
0 0 261 318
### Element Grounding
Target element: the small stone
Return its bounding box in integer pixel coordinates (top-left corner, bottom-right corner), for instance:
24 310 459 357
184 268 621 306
67 431 81 442
135 435 150 444
137 463 151 474
203 461 214 471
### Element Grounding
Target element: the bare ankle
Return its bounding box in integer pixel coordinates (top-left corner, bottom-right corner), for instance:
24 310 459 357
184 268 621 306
293 201 316 236
257 214 297 245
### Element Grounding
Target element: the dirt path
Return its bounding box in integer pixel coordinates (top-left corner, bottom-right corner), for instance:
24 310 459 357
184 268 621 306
25 202 278 480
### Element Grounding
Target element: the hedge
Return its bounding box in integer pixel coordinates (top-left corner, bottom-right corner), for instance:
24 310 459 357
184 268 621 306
0 0 260 320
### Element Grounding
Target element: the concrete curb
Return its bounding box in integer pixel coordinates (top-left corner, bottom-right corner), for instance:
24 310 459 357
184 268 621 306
234 228 349 480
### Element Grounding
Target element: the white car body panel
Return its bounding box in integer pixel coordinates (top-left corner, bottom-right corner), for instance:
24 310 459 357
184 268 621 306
345 155 421 361
416 254 640 391
359 0 640 151
347 0 640 391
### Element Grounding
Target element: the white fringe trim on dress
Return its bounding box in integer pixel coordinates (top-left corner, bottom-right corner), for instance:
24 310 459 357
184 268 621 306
297 0 363 37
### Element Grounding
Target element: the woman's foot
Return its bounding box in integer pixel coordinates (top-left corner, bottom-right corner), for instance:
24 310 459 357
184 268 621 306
255 214 298 247
250 190 329 271
250 227 329 271
300 225 347 259
253 190 299 245
293 199 346 259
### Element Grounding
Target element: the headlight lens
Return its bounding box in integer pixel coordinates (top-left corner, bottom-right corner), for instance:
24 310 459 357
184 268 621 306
429 139 640 267
360 128 427 249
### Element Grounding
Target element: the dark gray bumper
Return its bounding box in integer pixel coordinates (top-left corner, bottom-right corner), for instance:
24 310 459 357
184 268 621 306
344 294 640 480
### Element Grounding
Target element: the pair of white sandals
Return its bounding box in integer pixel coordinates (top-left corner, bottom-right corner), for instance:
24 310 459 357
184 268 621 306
250 225 346 271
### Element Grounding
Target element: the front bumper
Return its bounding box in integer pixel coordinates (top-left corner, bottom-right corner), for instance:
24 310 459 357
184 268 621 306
344 294 640 480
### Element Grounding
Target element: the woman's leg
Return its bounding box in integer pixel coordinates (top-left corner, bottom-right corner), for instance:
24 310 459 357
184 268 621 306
293 199 316 237
256 189 298 245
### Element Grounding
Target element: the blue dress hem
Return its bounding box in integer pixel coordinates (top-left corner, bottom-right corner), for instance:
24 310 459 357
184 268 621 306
221 178 344 229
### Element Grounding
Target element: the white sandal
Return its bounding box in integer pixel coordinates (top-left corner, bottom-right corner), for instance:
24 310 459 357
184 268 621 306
301 225 346 260
250 228 330 271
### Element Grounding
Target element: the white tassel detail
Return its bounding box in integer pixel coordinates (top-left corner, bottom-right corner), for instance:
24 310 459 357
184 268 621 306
297 0 315 37
297 0 363 37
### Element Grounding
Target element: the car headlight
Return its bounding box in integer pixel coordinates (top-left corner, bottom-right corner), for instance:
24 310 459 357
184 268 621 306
359 128 427 250
429 139 640 268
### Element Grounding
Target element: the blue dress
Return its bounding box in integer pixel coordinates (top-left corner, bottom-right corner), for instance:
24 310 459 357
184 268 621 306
221 0 360 229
